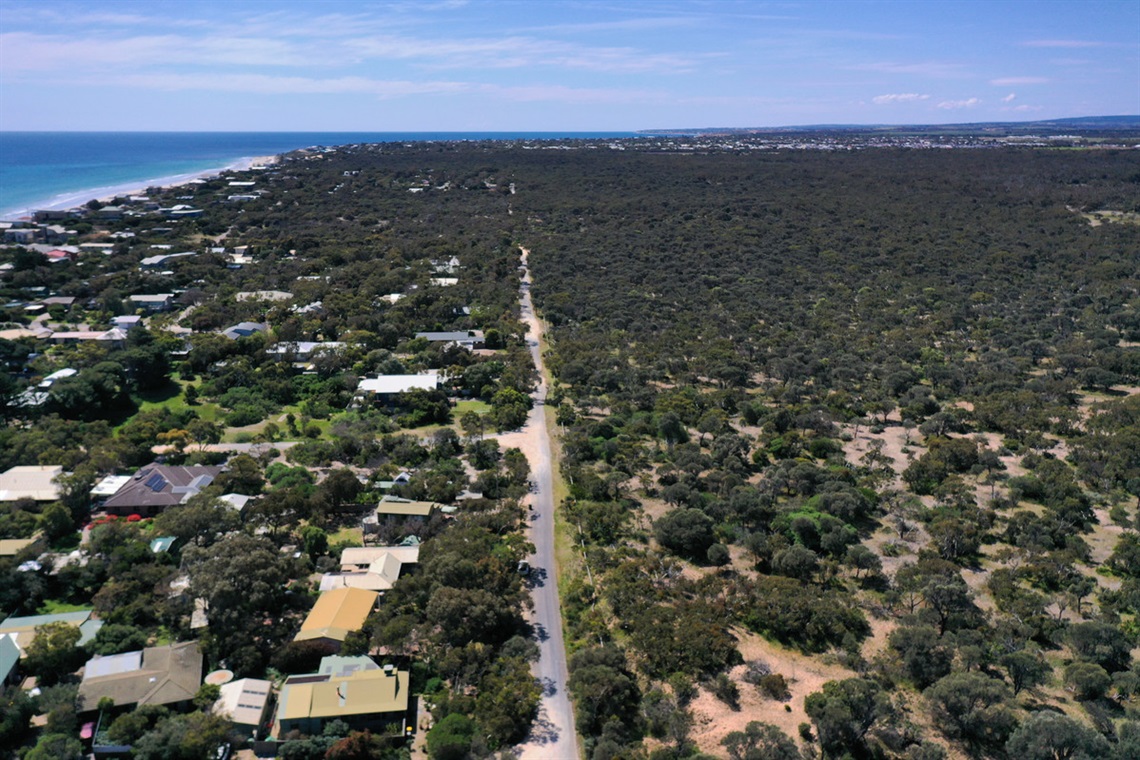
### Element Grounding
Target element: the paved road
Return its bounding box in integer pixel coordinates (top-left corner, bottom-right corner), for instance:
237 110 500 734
516 248 581 760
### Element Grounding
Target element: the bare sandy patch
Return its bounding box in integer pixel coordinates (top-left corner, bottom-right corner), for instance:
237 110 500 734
687 627 856 756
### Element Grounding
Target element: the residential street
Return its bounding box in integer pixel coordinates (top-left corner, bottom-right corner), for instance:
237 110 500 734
515 248 580 760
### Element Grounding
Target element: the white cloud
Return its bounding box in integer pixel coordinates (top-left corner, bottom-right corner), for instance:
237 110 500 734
1005 104 1044 113
936 98 980 110
872 93 930 105
1002 93 1017 103
0 27 700 76
117 73 470 98
57 70 663 105
989 77 1048 85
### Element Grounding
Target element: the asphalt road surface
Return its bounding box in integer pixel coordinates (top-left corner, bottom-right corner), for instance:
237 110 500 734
516 248 581 760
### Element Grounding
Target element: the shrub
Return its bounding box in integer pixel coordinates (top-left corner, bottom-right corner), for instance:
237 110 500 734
759 673 791 701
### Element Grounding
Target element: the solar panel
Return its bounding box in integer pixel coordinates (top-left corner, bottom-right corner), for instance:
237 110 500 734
145 473 167 492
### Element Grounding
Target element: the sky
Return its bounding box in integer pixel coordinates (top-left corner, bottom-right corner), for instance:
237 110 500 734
0 0 1137 132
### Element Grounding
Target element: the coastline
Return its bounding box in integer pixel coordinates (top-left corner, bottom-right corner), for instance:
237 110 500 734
0 154 278 221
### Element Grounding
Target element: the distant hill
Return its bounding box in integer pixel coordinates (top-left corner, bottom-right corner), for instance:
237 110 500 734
640 115 1140 136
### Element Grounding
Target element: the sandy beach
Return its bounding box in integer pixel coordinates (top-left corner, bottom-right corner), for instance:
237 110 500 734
2 154 278 220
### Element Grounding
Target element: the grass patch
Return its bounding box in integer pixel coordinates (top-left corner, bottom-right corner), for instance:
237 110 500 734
546 404 581 598
454 399 491 415
37 600 91 615
125 379 223 427
329 526 364 547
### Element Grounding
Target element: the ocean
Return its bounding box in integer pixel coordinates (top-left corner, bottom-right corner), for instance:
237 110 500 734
0 131 636 219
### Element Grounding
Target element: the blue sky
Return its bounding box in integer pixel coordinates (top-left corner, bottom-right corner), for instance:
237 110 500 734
0 0 1136 131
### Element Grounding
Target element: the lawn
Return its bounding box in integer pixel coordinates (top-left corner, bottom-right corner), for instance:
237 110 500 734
38 599 91 615
454 399 491 415
328 526 364 547
129 379 223 424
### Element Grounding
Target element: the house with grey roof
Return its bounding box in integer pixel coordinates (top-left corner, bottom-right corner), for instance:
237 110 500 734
414 330 485 349
128 293 175 312
102 463 223 517
77 642 203 713
111 315 143 331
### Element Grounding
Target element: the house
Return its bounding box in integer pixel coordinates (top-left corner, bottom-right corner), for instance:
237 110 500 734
236 290 292 302
320 545 420 593
149 536 177 554
266 341 345 362
355 374 440 402
430 256 461 274
294 300 324 315
33 209 73 223
165 207 203 219
77 642 203 712
43 249 75 264
139 252 196 269
221 322 268 340
0 609 103 652
294 587 378 648
40 296 76 308
218 493 252 512
414 330 485 350
213 677 273 736
275 655 409 737
128 293 175 312
376 470 411 491
429 277 458 287
0 634 20 685
110 315 143 331
42 225 74 245
3 228 37 244
90 474 132 505
0 465 63 502
0 536 46 557
38 368 78 389
48 328 128 348
363 497 441 535
101 463 223 517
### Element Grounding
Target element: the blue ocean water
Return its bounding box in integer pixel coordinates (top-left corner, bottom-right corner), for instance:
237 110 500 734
0 131 635 219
